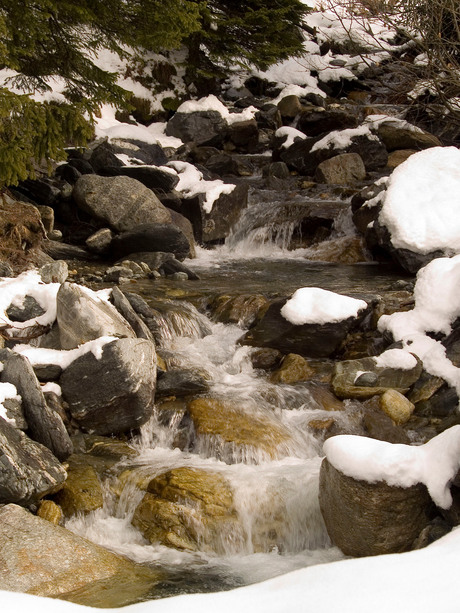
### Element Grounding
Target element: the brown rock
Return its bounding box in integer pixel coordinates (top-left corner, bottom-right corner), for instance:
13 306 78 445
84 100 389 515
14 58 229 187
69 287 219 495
315 153 366 185
319 458 434 556
380 389 415 425
270 353 315 384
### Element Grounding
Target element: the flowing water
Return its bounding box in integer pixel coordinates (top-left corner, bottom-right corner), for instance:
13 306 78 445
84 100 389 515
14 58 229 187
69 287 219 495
66 187 412 604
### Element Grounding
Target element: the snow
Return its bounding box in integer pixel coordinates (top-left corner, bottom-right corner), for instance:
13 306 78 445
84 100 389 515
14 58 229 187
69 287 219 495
281 288 367 325
275 126 307 149
378 254 460 395
13 336 118 370
0 382 20 426
378 147 460 255
311 123 378 151
176 95 257 125
167 161 235 214
3 522 460 612
324 425 460 509
0 270 60 333
373 348 418 370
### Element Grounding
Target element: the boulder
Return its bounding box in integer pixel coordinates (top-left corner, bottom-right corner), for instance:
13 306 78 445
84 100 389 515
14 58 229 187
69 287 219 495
0 504 158 603
332 355 422 399
56 282 136 350
110 286 155 342
277 95 303 118
110 223 191 261
73 175 172 232
187 398 292 462
60 338 156 435
210 294 268 327
319 457 434 556
1 349 73 461
315 153 366 185
269 353 316 384
240 297 371 359
165 110 228 147
111 139 168 166
39 260 68 284
296 107 360 137
227 119 259 152
85 228 114 255
0 420 66 505
156 369 209 399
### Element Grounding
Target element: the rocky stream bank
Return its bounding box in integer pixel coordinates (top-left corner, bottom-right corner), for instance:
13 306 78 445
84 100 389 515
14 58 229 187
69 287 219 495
1 46 460 607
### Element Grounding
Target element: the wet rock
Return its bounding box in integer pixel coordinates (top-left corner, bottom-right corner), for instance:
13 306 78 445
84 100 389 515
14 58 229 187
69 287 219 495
1 350 73 461
362 407 411 444
156 369 209 399
249 347 283 370
0 418 66 505
60 338 156 436
315 153 366 185
56 282 135 350
319 457 434 556
269 353 315 384
43 240 93 261
110 223 191 261
37 499 63 525
0 504 158 601
166 110 228 147
306 236 370 264
53 454 104 517
210 294 268 327
158 257 200 280
73 175 172 232
380 389 415 424
187 398 292 462
240 297 371 359
132 467 240 553
332 355 422 399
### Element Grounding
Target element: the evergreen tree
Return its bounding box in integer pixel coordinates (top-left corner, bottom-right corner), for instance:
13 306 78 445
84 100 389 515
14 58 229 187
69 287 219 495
185 0 308 83
0 0 202 186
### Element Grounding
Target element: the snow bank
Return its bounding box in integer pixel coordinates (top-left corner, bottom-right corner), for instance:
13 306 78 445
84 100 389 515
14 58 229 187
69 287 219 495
324 425 460 509
2 522 460 612
373 348 418 370
378 254 460 394
281 287 367 325
378 147 460 255
176 95 257 125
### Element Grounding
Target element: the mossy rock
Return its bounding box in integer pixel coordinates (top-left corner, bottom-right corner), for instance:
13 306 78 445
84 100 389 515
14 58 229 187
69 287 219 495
53 455 104 517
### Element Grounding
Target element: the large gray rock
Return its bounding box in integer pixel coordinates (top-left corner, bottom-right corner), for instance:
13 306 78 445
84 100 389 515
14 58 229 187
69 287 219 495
166 110 228 147
60 338 157 435
0 420 66 505
0 504 158 600
1 349 73 461
110 286 154 343
240 297 370 358
73 174 172 232
56 282 136 350
319 457 434 556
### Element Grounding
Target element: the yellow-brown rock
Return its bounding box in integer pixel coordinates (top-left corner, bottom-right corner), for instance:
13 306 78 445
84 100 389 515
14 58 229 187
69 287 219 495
187 398 291 460
269 353 315 384
132 467 242 554
380 389 415 425
37 500 63 525
53 455 104 517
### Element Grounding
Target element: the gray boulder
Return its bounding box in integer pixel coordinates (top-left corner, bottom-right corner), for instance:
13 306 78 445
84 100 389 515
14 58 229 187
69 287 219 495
319 457 434 556
110 286 155 343
1 349 72 461
166 110 228 147
56 282 136 350
73 174 172 232
101 165 179 193
60 338 156 435
0 420 66 505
